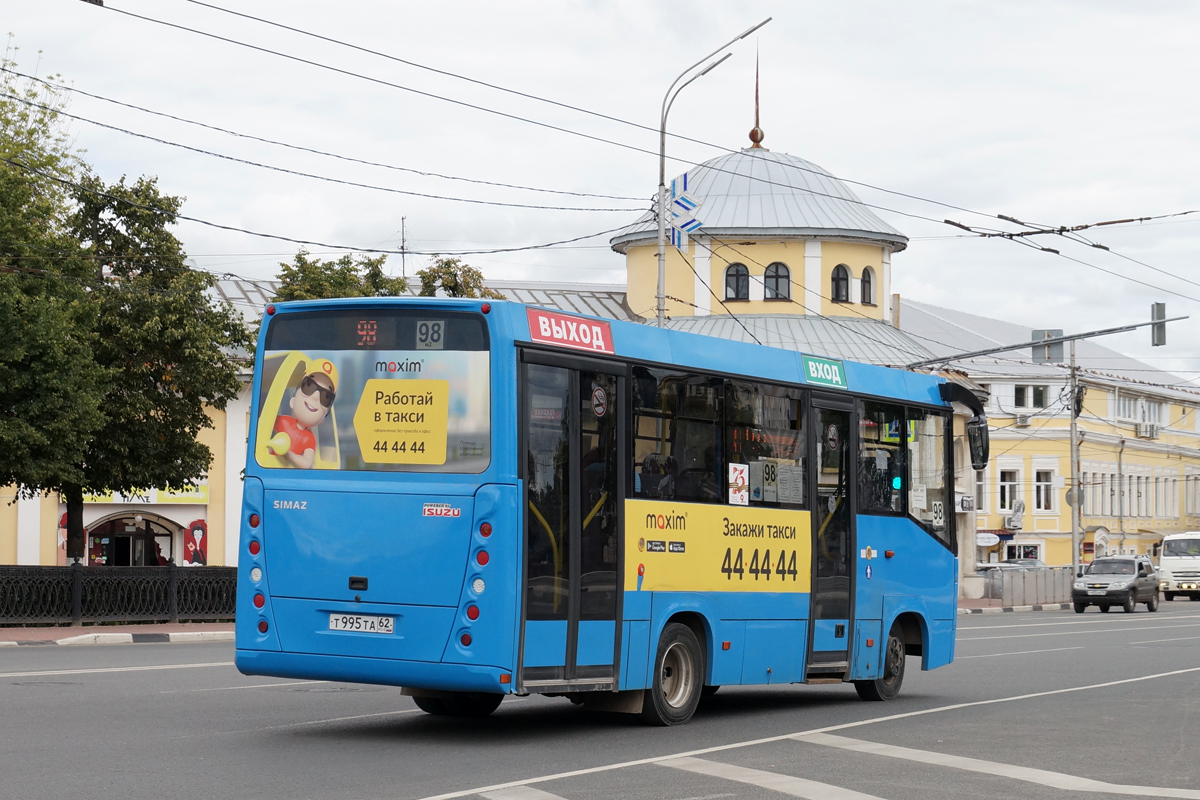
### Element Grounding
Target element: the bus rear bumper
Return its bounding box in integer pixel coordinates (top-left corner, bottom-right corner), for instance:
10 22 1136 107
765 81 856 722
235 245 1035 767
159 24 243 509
235 648 512 694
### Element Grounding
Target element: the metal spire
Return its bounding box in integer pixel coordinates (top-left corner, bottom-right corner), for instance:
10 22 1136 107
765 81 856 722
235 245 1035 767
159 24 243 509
749 48 765 148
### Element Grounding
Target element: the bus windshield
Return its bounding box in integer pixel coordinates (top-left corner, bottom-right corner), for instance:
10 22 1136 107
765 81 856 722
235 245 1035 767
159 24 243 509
1163 539 1200 557
255 308 491 473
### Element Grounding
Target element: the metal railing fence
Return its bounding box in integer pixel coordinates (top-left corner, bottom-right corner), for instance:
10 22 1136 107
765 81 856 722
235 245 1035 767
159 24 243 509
979 566 1073 606
0 564 235 625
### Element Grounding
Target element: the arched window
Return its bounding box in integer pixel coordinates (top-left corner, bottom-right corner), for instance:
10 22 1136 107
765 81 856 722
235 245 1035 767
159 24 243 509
725 263 749 301
831 264 850 303
861 266 875 305
764 262 790 300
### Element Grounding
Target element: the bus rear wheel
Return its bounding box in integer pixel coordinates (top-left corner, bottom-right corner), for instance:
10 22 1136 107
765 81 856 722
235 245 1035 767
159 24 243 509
855 624 906 702
640 622 704 726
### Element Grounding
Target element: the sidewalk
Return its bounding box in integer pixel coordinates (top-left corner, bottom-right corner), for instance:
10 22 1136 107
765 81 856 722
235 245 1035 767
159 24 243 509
0 621 233 646
957 598 1071 615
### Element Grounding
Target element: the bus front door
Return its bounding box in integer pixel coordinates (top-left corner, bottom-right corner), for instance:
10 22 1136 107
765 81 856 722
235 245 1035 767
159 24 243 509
808 398 856 680
520 354 625 691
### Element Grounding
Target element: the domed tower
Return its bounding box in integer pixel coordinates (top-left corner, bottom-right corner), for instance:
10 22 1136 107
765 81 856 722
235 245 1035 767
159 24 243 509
610 129 907 326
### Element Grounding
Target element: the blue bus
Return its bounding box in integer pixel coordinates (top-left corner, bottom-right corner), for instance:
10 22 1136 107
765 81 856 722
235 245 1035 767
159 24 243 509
235 298 989 725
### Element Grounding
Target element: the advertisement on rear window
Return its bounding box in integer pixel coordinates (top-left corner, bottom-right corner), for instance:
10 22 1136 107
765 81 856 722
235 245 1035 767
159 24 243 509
254 310 490 473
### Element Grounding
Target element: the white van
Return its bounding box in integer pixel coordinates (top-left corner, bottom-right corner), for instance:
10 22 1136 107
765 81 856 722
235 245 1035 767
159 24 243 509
1158 532 1200 601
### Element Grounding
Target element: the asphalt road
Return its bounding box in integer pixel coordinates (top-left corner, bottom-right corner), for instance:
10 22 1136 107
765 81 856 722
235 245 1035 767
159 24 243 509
2 602 1198 800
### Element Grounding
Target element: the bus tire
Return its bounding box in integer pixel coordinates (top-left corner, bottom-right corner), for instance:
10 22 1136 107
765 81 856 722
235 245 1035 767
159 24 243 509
442 692 504 717
854 623 906 702
412 696 449 715
640 623 704 726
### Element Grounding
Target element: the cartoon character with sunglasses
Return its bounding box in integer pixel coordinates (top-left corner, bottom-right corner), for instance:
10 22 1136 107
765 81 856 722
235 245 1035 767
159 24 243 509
268 359 339 469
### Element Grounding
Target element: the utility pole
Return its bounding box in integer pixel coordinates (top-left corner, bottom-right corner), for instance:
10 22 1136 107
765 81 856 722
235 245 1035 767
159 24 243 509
1070 339 1081 577
400 217 407 280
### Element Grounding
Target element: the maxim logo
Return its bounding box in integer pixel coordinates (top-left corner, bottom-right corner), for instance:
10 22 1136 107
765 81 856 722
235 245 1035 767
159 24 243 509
375 359 423 373
645 512 686 531
423 503 462 518
273 500 307 510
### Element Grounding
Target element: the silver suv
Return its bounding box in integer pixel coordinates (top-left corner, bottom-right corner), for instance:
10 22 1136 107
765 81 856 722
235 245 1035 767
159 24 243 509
1072 557 1160 613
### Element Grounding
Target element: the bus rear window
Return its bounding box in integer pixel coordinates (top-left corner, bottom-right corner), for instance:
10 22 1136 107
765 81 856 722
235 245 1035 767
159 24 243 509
255 309 490 473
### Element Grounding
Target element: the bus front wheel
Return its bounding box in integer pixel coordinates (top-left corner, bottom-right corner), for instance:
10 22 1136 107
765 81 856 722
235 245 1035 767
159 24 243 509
855 624 906 702
640 623 704 726
413 692 503 717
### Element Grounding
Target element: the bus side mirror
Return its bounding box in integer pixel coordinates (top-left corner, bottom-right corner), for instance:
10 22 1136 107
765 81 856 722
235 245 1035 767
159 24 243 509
966 414 989 471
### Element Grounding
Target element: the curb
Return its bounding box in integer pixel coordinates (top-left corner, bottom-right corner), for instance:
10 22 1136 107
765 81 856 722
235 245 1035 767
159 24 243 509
958 603 1071 615
0 630 234 647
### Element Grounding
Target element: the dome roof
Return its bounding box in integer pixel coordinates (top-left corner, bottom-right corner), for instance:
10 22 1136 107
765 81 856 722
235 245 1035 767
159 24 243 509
610 148 907 253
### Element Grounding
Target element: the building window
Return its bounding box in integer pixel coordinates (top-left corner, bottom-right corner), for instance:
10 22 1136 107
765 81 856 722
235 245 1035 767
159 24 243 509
1118 395 1136 420
999 470 1018 512
975 470 987 513
1014 385 1049 409
1081 472 1089 515
831 264 850 303
764 262 790 300
861 267 875 305
724 263 749 301
1034 470 1054 511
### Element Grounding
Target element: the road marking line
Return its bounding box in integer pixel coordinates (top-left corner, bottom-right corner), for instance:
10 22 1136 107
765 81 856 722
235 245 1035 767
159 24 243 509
415 665 1200 800
959 623 1200 641
480 786 571 800
0 661 233 679
1130 635 1200 645
795 733 1200 799
960 613 1200 630
261 709 422 730
660 757 883 800
957 646 1082 659
159 680 328 694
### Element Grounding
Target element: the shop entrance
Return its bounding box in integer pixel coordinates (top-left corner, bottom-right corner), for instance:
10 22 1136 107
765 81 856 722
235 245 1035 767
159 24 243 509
87 515 178 566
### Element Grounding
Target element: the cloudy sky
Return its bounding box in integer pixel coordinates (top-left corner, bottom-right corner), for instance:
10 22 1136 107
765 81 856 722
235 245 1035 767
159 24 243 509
8 1 1200 380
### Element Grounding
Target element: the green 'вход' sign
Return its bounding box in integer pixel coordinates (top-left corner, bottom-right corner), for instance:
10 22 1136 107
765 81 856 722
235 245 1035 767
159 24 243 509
802 355 847 389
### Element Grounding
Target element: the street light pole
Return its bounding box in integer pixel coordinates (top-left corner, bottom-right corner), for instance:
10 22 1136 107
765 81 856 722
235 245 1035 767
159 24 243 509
655 18 771 328
1070 339 1081 579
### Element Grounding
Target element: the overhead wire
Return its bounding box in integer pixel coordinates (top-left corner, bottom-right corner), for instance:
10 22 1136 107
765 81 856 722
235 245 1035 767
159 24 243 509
0 90 645 213
1 156 632 256
0 66 643 203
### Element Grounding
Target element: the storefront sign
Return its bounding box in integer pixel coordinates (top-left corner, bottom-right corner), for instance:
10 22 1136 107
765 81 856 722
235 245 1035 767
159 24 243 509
83 484 209 505
976 532 1001 547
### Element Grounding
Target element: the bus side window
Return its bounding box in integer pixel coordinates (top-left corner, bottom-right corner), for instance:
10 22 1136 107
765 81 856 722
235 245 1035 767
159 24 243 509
631 368 722 504
726 380 806 508
859 401 904 515
907 407 952 550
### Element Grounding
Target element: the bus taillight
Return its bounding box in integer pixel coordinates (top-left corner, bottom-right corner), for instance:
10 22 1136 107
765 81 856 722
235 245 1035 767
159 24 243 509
467 605 480 620
258 620 269 633
460 633 472 647
476 551 489 566
253 593 265 609
249 514 260 528
248 540 261 556
480 522 492 537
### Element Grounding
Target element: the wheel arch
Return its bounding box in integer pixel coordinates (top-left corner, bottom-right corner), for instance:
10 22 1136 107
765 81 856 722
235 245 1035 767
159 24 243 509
648 594 716 684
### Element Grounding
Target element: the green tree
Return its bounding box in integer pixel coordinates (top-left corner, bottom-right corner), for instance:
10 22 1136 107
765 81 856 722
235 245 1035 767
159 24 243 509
417 255 504 299
60 173 252 557
272 250 407 301
0 52 108 512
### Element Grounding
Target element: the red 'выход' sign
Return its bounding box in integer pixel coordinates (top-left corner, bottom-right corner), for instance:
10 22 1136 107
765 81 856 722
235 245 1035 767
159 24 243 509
526 308 614 354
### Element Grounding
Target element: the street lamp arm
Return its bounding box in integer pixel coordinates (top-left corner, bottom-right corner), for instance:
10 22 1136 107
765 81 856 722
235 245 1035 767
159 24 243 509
663 54 732 133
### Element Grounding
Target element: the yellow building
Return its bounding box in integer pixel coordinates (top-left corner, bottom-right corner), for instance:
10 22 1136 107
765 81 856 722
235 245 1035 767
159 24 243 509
900 298 1200 568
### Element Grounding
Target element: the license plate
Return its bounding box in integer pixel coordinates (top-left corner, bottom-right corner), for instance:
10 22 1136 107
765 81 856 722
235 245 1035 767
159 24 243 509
1087 590 1106 596
328 613 394 634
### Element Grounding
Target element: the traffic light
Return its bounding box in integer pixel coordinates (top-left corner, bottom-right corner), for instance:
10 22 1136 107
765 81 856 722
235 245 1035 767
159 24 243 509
1152 303 1166 346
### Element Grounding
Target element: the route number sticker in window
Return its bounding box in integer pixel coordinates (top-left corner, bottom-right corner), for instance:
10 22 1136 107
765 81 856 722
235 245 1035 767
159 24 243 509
416 320 444 350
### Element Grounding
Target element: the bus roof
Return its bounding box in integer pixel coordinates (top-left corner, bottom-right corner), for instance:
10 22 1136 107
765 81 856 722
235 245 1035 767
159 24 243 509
263 297 949 408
